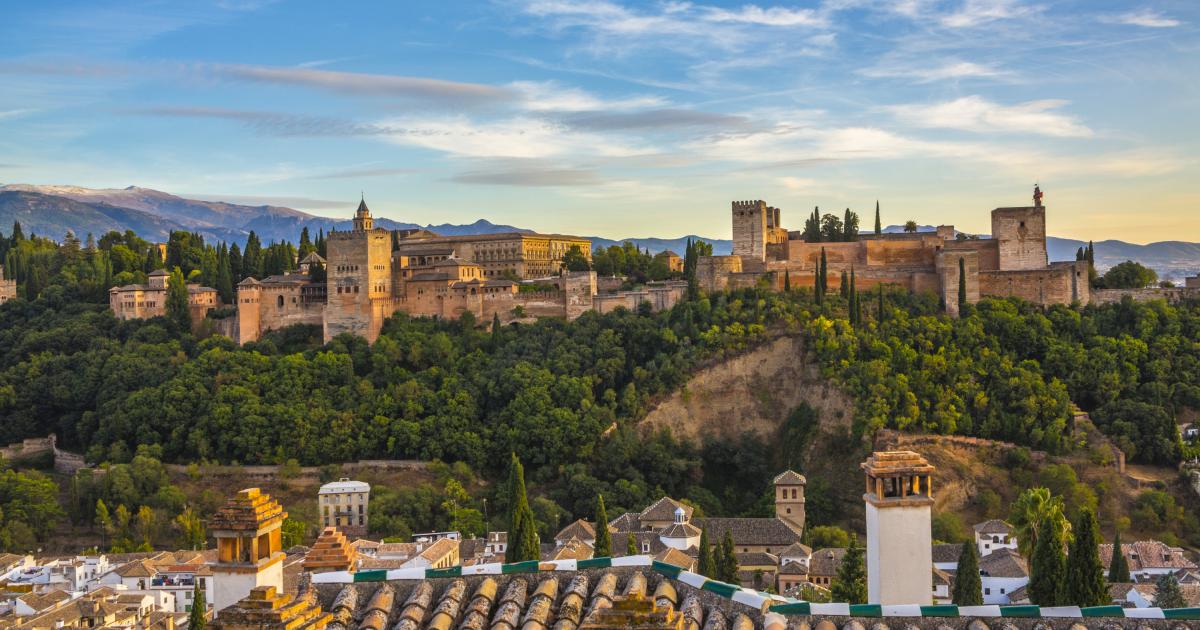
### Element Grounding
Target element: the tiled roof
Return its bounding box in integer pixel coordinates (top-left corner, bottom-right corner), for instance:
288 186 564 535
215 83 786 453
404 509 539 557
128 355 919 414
639 497 693 523
208 488 287 532
555 519 596 542
973 519 1013 535
861 450 934 475
17 590 70 612
932 543 964 564
978 548 1028 579
654 548 696 571
1099 540 1199 572
772 471 807 486
660 522 702 540
693 518 801 548
778 560 808 576
1007 585 1030 604
736 552 779 568
312 567 762 630
608 513 641 533
808 548 846 577
549 539 594 562
417 538 458 563
932 567 953 587
115 559 156 578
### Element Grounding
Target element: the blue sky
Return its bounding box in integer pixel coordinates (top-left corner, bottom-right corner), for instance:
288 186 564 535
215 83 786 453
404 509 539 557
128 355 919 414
0 0 1196 242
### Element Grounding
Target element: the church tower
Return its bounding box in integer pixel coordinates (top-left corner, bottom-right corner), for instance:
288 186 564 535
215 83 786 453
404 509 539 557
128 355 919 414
862 451 934 605
352 197 373 232
209 488 287 612
773 470 806 535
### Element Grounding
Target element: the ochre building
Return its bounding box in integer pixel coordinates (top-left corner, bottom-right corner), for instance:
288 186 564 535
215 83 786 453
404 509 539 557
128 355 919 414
700 187 1090 314
109 269 220 321
0 265 15 304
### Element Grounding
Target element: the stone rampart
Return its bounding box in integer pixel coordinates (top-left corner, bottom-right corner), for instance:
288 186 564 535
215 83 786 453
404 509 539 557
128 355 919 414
1092 287 1200 305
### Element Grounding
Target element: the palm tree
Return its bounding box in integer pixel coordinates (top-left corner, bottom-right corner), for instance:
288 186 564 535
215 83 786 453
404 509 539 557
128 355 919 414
1009 488 1071 558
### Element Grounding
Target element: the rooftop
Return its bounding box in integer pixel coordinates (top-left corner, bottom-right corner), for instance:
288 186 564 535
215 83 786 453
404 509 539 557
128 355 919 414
208 487 287 532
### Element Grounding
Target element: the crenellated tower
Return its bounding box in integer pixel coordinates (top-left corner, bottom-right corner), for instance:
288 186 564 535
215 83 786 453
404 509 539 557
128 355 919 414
731 200 769 262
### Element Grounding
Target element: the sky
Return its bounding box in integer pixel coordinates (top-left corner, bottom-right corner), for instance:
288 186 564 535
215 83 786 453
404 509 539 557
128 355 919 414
0 0 1197 243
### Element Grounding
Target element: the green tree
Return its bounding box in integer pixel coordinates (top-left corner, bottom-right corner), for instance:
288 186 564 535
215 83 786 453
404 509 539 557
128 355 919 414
189 582 207 629
1009 488 1069 558
593 495 612 557
216 245 234 304
1155 573 1187 609
957 256 967 315
626 532 637 556
1066 507 1107 606
831 534 866 604
1107 529 1130 583
505 453 539 562
281 518 306 548
783 270 790 292
952 541 983 605
718 530 738 583
819 248 828 297
95 499 112 547
840 270 849 299
562 245 590 272
165 266 191 331
903 220 918 233
697 528 714 578
807 525 850 549
1029 510 1068 606
874 201 881 235
174 506 206 550
1100 260 1156 289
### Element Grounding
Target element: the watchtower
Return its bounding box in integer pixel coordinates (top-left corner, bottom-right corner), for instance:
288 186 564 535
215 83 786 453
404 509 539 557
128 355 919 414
862 451 934 605
731 200 768 262
991 186 1048 271
209 488 287 612
773 470 806 535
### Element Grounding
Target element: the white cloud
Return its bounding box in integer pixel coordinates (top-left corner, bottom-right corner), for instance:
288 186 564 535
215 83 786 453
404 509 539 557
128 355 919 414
1099 10 1182 28
779 176 818 190
939 0 1039 28
887 96 1093 138
858 60 1009 83
508 81 665 112
375 116 650 159
701 5 827 27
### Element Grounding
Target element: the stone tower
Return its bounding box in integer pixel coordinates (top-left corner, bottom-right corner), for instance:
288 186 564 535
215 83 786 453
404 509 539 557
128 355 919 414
862 451 934 605
991 186 1048 271
352 197 373 231
324 198 393 342
209 488 287 612
773 470 806 535
235 277 262 344
731 200 769 262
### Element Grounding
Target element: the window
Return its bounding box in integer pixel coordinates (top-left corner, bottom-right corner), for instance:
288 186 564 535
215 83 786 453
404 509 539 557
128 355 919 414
277 295 284 308
642 543 649 552
985 588 991 595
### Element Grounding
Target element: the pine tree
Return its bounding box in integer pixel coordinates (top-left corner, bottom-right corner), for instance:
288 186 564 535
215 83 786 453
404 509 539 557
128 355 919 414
1029 513 1068 606
842 208 859 242
299 227 314 258
1107 530 1130 583
504 454 539 562
593 495 612 558
1155 573 1187 609
874 201 881 236
189 582 207 630
1066 507 1107 606
952 541 983 605
626 533 637 556
145 244 164 275
957 256 968 316
840 270 849 299
814 267 823 305
166 267 192 332
719 531 738 583
697 528 714 578
831 534 867 604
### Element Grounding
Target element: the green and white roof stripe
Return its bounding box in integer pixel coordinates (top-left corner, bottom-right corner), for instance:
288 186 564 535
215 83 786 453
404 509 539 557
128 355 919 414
307 555 1200 620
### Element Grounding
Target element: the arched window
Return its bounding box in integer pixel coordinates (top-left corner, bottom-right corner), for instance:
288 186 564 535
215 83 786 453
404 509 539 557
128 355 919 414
277 295 284 308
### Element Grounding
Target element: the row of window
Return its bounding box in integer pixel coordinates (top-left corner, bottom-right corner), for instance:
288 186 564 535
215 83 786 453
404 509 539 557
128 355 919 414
336 285 361 294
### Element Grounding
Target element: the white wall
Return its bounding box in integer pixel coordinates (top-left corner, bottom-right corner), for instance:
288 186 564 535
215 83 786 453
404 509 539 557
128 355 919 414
866 502 932 605
981 576 1028 604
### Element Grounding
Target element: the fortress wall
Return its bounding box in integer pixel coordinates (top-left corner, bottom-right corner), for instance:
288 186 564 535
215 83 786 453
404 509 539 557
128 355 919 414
943 239 1001 271
979 262 1082 306
563 271 597 319
256 286 325 333
698 256 742 292
936 250 980 317
865 238 939 267
1092 287 1200 305
594 292 646 314
512 292 568 318
786 241 866 268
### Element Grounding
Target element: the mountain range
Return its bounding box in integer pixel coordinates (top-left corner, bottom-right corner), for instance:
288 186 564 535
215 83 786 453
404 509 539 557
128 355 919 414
1 184 1197 280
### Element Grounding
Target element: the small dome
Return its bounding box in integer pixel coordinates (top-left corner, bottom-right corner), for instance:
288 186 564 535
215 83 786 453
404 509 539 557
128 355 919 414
674 506 685 523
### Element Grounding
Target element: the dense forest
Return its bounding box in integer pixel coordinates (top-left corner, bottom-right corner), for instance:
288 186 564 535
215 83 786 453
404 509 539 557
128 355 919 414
1 223 1198 550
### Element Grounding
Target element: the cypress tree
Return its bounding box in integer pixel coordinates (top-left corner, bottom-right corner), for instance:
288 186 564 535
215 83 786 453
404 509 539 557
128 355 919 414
188 583 207 630
11 221 23 242
504 454 539 562
697 528 714 578
216 244 234 305
1029 513 1068 606
593 495 612 558
166 267 192 332
831 534 867 604
952 541 983 605
840 270 849 299
1155 573 1187 609
1066 507 1107 607
228 243 242 282
626 533 637 556
1107 530 1130 583
242 231 263 280
719 531 738 583
877 284 884 322
819 248 828 296
874 201 881 235
299 227 313 257
783 270 790 292
957 256 967 316
849 268 858 326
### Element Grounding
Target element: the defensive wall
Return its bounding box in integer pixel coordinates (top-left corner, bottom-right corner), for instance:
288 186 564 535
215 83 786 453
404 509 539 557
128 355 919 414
0 434 89 475
1091 287 1200 305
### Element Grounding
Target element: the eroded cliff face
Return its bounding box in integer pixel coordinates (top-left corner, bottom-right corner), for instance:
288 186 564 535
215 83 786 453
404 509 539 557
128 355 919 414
637 335 854 443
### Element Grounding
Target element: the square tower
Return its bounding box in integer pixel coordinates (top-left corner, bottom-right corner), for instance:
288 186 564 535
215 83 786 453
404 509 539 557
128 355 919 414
991 205 1047 271
862 451 934 605
773 470 806 535
324 198 394 342
732 200 769 262
209 488 287 612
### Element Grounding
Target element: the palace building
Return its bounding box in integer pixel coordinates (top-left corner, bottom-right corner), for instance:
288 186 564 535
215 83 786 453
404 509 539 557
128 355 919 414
108 269 220 322
699 186 1091 314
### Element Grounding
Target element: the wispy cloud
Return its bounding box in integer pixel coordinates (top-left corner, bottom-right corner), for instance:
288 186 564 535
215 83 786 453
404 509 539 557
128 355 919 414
857 60 1009 83
309 167 419 180
939 0 1041 28
887 96 1093 138
0 109 37 120
1099 10 1182 28
508 81 665 111
450 161 603 186
700 5 827 27
376 115 651 159
131 106 392 137
563 109 752 132
214 64 514 104
185 193 347 209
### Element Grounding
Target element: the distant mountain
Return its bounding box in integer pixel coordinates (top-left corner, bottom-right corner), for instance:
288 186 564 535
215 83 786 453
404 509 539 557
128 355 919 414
0 184 1195 280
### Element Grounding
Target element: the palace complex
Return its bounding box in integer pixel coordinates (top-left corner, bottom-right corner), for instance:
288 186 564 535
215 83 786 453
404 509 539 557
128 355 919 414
108 269 220 322
698 187 1091 315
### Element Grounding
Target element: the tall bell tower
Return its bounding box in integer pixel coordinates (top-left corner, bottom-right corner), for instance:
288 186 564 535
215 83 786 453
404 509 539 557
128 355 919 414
352 196 373 232
862 451 934 605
